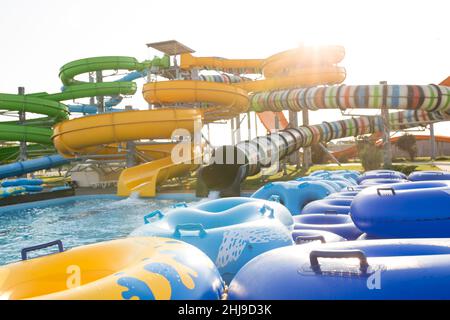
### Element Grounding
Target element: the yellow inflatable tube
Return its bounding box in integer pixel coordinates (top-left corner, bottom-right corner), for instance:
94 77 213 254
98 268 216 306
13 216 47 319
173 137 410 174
0 237 224 300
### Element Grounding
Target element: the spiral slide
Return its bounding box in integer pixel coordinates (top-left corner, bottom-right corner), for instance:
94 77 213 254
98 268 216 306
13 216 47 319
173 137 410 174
0 56 164 179
52 46 346 197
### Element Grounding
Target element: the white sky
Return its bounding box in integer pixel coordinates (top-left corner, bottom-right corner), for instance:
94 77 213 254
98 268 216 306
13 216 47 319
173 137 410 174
0 0 449 146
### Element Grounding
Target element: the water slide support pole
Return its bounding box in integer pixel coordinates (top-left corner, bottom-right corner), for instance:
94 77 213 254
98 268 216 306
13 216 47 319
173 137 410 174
125 105 136 168
430 122 436 161
89 73 95 107
235 115 241 143
96 71 104 113
231 118 235 145
247 112 252 140
302 108 312 169
18 86 27 162
254 112 258 137
380 81 392 167
288 111 300 166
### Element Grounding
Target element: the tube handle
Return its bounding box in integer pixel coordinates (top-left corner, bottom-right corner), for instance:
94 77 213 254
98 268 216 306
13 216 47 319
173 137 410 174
295 235 326 244
268 195 280 203
259 204 275 218
174 223 207 238
21 240 64 261
309 249 369 274
171 202 188 208
376 187 396 196
144 210 164 224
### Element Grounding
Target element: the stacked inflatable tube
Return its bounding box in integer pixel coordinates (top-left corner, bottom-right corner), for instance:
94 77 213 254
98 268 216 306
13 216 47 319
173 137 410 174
357 170 407 183
301 198 352 215
408 171 450 182
359 178 409 186
293 214 362 240
351 181 450 238
228 239 450 300
130 197 293 282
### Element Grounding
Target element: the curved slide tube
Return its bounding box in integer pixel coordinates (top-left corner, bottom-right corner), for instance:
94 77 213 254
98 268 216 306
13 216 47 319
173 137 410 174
198 108 450 196
53 46 347 197
0 56 162 178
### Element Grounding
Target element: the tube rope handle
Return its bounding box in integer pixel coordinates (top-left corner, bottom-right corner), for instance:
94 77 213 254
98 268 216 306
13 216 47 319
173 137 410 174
309 249 369 274
295 235 326 244
376 187 396 196
174 223 207 238
268 195 281 203
171 202 188 208
21 240 64 261
144 210 164 224
259 204 275 218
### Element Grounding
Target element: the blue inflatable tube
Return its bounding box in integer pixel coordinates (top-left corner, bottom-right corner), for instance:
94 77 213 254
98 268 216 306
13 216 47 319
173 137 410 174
301 198 352 215
294 214 362 240
409 171 450 182
1 178 43 187
359 178 409 186
130 197 294 282
292 229 345 244
351 181 450 238
357 170 407 183
0 186 26 197
251 181 334 215
50 185 72 192
295 178 343 192
326 191 359 199
228 239 450 300
0 155 69 179
21 185 44 192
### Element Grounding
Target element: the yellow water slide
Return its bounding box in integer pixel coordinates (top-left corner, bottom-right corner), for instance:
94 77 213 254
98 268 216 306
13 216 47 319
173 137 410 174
53 45 345 197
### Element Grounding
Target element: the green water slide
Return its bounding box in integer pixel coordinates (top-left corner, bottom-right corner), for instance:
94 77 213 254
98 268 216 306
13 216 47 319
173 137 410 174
0 55 169 161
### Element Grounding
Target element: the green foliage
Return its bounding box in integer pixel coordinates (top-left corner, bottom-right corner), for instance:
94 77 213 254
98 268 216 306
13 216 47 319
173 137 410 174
356 136 382 171
385 164 418 175
396 134 417 161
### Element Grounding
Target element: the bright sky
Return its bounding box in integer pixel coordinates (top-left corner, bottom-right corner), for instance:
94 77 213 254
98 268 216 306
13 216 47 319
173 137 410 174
0 0 449 146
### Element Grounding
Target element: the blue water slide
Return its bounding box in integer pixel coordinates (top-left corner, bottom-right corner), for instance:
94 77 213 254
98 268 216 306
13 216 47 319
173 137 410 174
0 154 70 179
66 70 147 114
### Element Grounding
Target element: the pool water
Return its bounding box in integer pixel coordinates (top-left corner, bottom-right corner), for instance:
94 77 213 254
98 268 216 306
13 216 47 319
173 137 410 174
0 195 198 266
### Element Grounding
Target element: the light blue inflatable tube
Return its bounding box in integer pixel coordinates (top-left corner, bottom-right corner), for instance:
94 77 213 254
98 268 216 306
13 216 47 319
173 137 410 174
0 155 69 179
295 177 342 192
130 197 294 283
251 181 335 215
